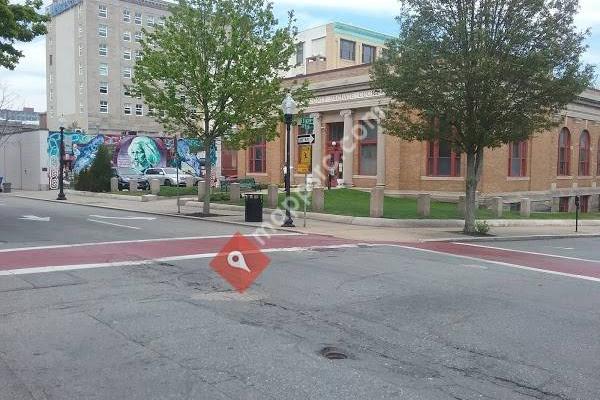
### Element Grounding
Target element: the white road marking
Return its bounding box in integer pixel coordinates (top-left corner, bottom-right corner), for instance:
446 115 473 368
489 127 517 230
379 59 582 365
554 247 575 250
455 242 600 264
87 218 141 230
0 244 364 276
0 233 305 253
461 264 489 270
385 244 600 284
89 214 156 221
19 215 50 222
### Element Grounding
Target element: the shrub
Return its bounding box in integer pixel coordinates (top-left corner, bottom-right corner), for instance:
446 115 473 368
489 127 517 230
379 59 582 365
475 220 490 235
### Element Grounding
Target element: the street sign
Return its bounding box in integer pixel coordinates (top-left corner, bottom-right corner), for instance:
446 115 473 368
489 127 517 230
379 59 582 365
297 134 315 145
297 145 312 174
297 164 310 174
300 116 314 132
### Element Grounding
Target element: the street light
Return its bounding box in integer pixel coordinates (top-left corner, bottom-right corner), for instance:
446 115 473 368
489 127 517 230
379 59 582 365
57 115 67 201
281 93 297 227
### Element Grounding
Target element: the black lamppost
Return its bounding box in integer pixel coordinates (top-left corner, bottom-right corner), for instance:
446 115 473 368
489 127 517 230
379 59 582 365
57 116 67 201
281 93 297 227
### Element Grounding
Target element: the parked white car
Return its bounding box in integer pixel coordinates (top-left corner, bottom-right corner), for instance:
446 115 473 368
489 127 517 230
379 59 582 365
144 167 199 187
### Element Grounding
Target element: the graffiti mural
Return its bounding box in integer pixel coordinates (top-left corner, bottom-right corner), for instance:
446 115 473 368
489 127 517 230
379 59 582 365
114 136 168 174
47 132 219 189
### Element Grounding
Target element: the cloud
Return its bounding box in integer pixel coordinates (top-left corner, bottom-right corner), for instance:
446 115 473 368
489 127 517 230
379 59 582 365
0 37 46 111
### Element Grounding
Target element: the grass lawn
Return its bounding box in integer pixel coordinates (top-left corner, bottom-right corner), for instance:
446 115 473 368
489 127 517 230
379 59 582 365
276 189 600 220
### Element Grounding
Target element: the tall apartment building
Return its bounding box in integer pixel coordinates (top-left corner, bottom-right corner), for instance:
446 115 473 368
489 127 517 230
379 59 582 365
287 22 393 77
46 0 170 135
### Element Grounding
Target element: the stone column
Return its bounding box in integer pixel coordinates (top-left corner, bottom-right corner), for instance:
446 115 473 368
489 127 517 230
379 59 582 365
230 183 241 204
129 179 139 192
376 123 386 187
551 197 560 213
197 181 206 201
310 113 323 187
340 109 354 187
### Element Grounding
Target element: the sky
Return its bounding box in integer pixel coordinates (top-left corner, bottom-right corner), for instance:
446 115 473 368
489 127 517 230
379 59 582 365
1 0 598 112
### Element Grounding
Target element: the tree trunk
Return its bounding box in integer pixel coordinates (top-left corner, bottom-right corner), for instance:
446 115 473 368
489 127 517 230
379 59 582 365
463 149 484 234
203 137 213 215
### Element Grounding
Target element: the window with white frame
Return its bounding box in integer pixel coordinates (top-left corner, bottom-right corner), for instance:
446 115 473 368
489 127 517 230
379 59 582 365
123 49 131 60
100 100 108 113
49 74 53 84
124 103 132 115
79 82 84 94
123 67 132 78
135 50 142 61
78 45 82 56
124 87 131 97
99 63 108 76
146 15 155 26
79 64 83 75
134 11 142 25
98 24 108 37
79 103 84 113
99 82 108 94
158 17 165 27
134 31 142 42
135 104 143 116
98 4 107 18
123 31 131 41
78 25 82 37
98 43 107 56
123 8 130 22
49 90 53 101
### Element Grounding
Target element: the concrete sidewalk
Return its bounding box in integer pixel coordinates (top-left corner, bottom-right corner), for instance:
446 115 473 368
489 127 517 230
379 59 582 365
5 189 600 243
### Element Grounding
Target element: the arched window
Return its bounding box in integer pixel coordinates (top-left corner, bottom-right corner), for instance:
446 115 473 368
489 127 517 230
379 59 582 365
427 140 461 177
557 128 571 176
579 130 590 176
597 138 600 175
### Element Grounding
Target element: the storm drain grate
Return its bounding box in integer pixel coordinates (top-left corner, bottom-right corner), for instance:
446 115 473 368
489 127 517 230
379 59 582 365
320 347 348 360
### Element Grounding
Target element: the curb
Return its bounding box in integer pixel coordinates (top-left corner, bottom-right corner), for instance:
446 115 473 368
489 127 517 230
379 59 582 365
422 233 600 243
11 194 298 233
183 200 597 229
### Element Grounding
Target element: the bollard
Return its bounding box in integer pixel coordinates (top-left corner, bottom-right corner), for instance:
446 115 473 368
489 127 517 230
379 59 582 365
370 186 385 218
312 186 325 212
417 194 431 217
197 181 206 202
150 179 161 195
128 179 139 192
186 176 195 188
229 183 241 204
267 184 278 209
457 195 466 218
110 177 119 192
491 197 503 218
520 198 531 218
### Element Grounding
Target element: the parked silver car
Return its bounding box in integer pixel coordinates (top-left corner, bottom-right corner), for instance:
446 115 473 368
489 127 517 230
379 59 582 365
144 167 199 187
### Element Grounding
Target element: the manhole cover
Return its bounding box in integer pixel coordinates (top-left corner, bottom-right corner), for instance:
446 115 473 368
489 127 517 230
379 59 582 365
320 347 348 360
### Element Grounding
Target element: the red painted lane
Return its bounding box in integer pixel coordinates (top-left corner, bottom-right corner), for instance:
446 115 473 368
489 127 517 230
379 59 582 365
0 235 356 271
412 242 600 279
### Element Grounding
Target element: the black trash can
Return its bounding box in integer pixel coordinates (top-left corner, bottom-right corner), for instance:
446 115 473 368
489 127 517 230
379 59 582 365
2 182 11 193
244 193 263 222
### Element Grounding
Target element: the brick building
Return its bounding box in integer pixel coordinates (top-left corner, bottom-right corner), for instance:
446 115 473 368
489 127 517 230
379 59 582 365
235 65 600 212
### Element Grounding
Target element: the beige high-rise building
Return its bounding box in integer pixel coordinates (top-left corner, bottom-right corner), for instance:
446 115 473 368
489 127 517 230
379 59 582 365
46 0 170 135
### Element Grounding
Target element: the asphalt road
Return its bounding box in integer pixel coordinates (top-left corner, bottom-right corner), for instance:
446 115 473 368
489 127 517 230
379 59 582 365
1 195 599 399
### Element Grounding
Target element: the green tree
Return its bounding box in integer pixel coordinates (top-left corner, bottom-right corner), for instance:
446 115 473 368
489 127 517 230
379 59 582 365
131 0 309 214
0 0 47 70
372 0 594 233
75 145 112 193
